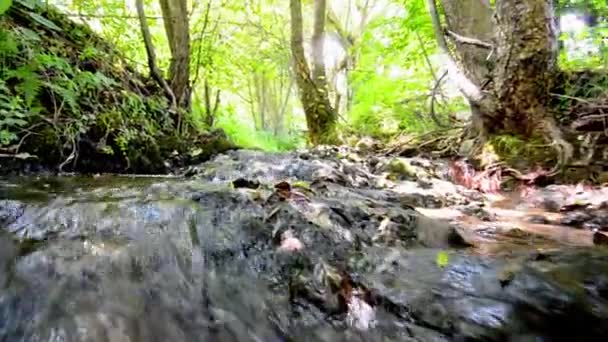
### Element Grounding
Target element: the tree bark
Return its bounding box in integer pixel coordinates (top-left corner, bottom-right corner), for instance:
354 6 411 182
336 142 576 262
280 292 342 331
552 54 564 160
439 0 493 87
312 0 328 85
429 0 572 166
159 0 191 111
135 0 176 110
491 0 558 136
290 0 338 145
493 0 572 164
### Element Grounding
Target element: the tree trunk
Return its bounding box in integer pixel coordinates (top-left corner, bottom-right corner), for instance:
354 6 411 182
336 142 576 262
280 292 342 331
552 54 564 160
135 0 176 111
312 0 328 85
490 0 558 136
429 0 572 165
439 0 493 87
290 0 337 145
159 0 191 111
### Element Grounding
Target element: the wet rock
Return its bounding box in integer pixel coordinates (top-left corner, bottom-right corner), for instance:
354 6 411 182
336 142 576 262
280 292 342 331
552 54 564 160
354 136 380 154
415 215 471 248
231 178 260 189
386 158 419 180
1 150 608 341
560 211 593 228
0 200 25 227
526 214 551 224
357 248 608 341
455 203 495 221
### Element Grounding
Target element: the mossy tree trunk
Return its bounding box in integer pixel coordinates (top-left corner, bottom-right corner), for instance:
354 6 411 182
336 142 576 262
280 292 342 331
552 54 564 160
290 0 338 145
159 0 191 112
429 0 572 165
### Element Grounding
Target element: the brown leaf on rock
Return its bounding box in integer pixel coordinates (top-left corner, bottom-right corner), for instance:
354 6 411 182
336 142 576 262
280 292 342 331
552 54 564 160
593 231 608 246
274 181 292 200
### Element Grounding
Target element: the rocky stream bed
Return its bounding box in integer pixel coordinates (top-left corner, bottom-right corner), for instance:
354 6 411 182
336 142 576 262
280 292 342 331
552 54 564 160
1 147 608 341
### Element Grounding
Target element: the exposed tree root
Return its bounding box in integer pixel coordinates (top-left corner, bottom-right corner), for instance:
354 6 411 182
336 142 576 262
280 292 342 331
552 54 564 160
543 119 574 176
384 126 463 157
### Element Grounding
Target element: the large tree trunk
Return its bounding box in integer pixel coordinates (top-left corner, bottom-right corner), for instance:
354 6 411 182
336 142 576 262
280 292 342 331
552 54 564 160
159 0 191 111
429 0 572 165
290 0 337 145
490 0 558 136
440 0 493 87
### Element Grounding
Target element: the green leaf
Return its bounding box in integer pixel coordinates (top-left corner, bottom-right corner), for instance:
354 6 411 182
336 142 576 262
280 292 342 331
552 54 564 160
0 0 11 15
28 12 62 32
436 250 449 269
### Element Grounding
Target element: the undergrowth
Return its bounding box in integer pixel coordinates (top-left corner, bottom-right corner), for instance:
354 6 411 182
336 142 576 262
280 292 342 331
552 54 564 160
0 1 230 173
216 114 304 152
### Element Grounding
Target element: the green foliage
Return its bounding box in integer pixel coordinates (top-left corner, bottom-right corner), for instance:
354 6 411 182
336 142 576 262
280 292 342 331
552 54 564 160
0 0 11 15
4 0 607 169
0 3 180 171
348 0 453 137
216 114 304 152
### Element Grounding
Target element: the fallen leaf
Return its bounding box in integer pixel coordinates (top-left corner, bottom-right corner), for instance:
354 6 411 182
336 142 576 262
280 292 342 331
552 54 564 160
436 250 449 268
278 237 304 252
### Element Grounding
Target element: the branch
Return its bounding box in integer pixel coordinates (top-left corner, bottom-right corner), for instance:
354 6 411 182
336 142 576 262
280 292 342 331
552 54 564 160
192 1 213 86
64 13 165 20
135 0 176 110
312 0 329 84
426 0 450 54
445 29 493 49
430 70 449 127
327 8 355 48
415 31 437 81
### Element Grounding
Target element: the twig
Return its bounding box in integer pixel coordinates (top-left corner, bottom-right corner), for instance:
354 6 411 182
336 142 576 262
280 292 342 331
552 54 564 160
445 30 493 49
415 30 438 82
549 92 593 104
429 70 449 127
64 13 166 20
192 1 213 86
58 135 77 172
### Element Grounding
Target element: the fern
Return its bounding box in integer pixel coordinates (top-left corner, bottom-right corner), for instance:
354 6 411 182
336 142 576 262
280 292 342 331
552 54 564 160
0 30 18 58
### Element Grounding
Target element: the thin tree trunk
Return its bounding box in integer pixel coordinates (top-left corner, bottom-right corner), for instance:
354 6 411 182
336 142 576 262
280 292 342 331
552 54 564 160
290 0 337 145
312 0 328 85
159 0 191 111
135 0 176 111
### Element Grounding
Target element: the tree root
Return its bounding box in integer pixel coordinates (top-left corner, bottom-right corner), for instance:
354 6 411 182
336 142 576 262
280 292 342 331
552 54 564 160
543 120 574 176
384 127 463 156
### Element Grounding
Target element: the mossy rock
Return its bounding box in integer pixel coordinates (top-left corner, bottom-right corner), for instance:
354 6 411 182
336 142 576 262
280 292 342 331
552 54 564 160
387 158 420 180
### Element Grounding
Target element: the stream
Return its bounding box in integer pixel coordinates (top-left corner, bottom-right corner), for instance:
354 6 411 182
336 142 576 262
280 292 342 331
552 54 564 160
1 147 608 341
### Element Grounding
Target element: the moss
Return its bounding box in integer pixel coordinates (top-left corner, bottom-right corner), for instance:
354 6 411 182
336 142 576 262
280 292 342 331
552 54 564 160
388 158 418 180
484 135 554 169
1 2 234 175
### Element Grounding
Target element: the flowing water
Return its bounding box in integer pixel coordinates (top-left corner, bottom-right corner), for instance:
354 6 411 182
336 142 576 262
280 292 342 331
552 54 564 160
1 149 608 341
